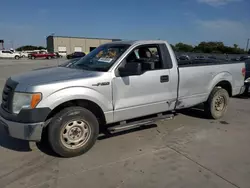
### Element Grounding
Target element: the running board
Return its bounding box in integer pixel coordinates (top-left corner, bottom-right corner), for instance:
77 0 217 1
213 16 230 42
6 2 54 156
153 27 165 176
107 113 175 132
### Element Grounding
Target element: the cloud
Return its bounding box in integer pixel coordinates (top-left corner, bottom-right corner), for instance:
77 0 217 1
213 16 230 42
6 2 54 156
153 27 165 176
196 19 250 47
197 0 243 7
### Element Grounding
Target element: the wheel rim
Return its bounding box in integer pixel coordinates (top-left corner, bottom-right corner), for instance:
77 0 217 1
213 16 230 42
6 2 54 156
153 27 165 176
60 120 91 149
214 95 225 111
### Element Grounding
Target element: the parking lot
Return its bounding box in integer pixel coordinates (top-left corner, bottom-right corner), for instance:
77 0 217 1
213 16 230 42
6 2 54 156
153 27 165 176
0 59 250 188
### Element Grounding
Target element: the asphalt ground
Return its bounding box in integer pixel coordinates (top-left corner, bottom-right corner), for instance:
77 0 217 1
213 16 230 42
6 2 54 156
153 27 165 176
0 58 250 188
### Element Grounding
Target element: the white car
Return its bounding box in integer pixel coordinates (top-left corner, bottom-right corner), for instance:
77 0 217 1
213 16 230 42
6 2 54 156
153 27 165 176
0 50 21 59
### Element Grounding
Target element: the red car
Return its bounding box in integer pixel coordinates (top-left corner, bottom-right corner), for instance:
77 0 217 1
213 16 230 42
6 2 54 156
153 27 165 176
28 51 56 59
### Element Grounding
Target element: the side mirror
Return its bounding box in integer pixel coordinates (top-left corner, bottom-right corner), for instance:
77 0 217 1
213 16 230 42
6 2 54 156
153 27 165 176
118 61 142 77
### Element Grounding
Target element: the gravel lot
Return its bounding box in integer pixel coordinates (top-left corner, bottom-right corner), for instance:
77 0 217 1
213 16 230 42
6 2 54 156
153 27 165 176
0 59 250 188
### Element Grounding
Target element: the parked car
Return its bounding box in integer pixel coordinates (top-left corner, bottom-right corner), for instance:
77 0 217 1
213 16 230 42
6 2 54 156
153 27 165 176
195 55 206 60
54 52 62 58
179 54 190 61
208 56 217 60
0 50 21 59
240 56 250 61
244 59 250 95
18 51 29 58
231 57 240 61
0 40 246 157
67 52 86 59
28 51 56 59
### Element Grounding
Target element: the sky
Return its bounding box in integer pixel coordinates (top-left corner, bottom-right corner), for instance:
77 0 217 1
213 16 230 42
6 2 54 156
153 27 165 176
0 0 249 49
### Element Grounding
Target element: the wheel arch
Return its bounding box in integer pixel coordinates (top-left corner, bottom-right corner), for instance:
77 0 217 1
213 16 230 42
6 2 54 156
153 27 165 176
214 80 232 97
45 99 106 126
207 72 233 99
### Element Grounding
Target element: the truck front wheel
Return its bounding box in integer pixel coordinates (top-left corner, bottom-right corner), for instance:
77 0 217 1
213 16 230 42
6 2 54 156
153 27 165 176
48 107 99 157
204 88 229 119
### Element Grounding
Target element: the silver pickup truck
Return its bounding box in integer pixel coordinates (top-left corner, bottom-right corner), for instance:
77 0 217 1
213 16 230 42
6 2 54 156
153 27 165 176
0 40 246 157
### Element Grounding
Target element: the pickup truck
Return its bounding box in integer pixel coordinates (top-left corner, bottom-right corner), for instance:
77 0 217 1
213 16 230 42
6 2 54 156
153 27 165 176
0 40 246 157
28 52 56 59
0 50 21 59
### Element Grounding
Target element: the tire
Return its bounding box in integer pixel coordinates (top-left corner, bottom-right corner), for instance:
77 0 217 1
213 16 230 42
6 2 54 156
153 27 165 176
204 88 229 119
47 56 51 59
14 55 20 60
48 106 99 158
31 56 35 60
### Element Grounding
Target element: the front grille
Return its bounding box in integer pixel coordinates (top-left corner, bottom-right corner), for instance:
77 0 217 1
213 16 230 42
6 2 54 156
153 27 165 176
1 78 18 113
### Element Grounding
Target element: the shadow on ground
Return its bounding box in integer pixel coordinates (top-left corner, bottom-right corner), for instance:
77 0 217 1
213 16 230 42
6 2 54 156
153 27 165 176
0 124 32 152
36 124 158 157
178 104 210 119
233 92 250 99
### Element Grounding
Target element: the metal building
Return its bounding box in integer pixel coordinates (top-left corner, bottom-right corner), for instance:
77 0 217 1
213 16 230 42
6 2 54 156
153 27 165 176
46 36 121 56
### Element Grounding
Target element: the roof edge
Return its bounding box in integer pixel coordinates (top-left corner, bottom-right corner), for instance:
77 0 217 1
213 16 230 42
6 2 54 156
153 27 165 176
47 35 121 41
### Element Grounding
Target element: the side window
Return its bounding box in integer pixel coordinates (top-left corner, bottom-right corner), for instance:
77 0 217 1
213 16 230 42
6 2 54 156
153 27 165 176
125 45 163 72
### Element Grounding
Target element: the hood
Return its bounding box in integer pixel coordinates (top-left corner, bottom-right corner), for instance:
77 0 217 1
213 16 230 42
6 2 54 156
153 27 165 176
11 67 101 86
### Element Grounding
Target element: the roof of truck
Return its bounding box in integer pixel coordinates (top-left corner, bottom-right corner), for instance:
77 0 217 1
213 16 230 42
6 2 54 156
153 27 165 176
107 40 168 45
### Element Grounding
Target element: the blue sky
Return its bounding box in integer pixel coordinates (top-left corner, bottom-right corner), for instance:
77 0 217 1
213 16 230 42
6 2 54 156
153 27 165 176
0 0 249 49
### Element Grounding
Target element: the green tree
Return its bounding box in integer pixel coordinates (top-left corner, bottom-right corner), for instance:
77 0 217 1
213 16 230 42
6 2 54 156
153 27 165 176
175 43 193 52
170 44 176 51
16 45 46 51
194 41 225 53
248 49 250 54
233 44 238 49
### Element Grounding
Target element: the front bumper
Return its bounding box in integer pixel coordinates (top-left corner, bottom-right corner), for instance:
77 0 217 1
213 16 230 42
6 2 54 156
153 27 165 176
0 106 51 142
239 85 246 95
245 82 250 93
0 116 44 141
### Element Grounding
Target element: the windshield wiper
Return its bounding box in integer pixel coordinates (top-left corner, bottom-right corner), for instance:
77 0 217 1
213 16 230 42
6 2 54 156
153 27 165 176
72 64 91 70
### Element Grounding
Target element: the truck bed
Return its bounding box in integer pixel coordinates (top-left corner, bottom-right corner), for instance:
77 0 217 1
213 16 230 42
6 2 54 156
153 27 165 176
176 59 245 109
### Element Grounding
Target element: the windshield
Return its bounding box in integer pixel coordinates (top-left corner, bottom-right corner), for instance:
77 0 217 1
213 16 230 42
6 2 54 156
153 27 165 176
69 44 130 71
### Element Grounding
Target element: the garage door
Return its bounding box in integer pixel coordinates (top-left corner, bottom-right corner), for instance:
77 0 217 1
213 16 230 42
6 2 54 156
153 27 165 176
74 47 82 52
58 46 67 57
58 46 66 53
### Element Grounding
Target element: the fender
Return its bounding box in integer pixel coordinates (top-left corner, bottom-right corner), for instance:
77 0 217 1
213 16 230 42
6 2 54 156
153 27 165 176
206 71 233 100
36 86 113 113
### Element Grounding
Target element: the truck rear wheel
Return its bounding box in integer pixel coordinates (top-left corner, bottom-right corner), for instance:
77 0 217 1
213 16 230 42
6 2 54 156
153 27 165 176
48 106 99 158
204 88 229 119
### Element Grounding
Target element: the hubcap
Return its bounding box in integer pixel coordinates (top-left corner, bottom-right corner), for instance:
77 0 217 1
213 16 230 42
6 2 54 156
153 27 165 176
60 120 91 149
214 95 225 111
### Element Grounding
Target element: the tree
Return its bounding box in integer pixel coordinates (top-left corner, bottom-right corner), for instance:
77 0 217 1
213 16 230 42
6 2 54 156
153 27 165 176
16 45 46 51
170 44 176 51
175 43 193 52
248 49 250 54
233 44 238 49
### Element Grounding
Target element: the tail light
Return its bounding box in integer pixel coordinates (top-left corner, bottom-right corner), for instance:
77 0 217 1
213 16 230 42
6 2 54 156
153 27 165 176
242 68 246 77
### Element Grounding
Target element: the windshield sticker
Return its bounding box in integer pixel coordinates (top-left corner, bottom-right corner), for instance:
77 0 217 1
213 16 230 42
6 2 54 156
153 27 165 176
98 58 113 63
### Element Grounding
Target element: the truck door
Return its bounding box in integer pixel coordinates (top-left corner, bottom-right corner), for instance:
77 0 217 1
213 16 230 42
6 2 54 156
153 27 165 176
112 43 176 122
2 51 12 58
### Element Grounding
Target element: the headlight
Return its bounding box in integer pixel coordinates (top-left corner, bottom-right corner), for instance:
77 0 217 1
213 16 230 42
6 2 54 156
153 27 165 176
245 77 250 83
12 92 42 114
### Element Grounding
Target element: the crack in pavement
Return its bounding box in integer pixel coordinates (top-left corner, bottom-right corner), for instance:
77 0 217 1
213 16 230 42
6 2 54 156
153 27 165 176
166 145 241 188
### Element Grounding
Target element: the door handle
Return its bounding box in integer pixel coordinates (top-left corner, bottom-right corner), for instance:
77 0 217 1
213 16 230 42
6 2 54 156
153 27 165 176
160 75 169 83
